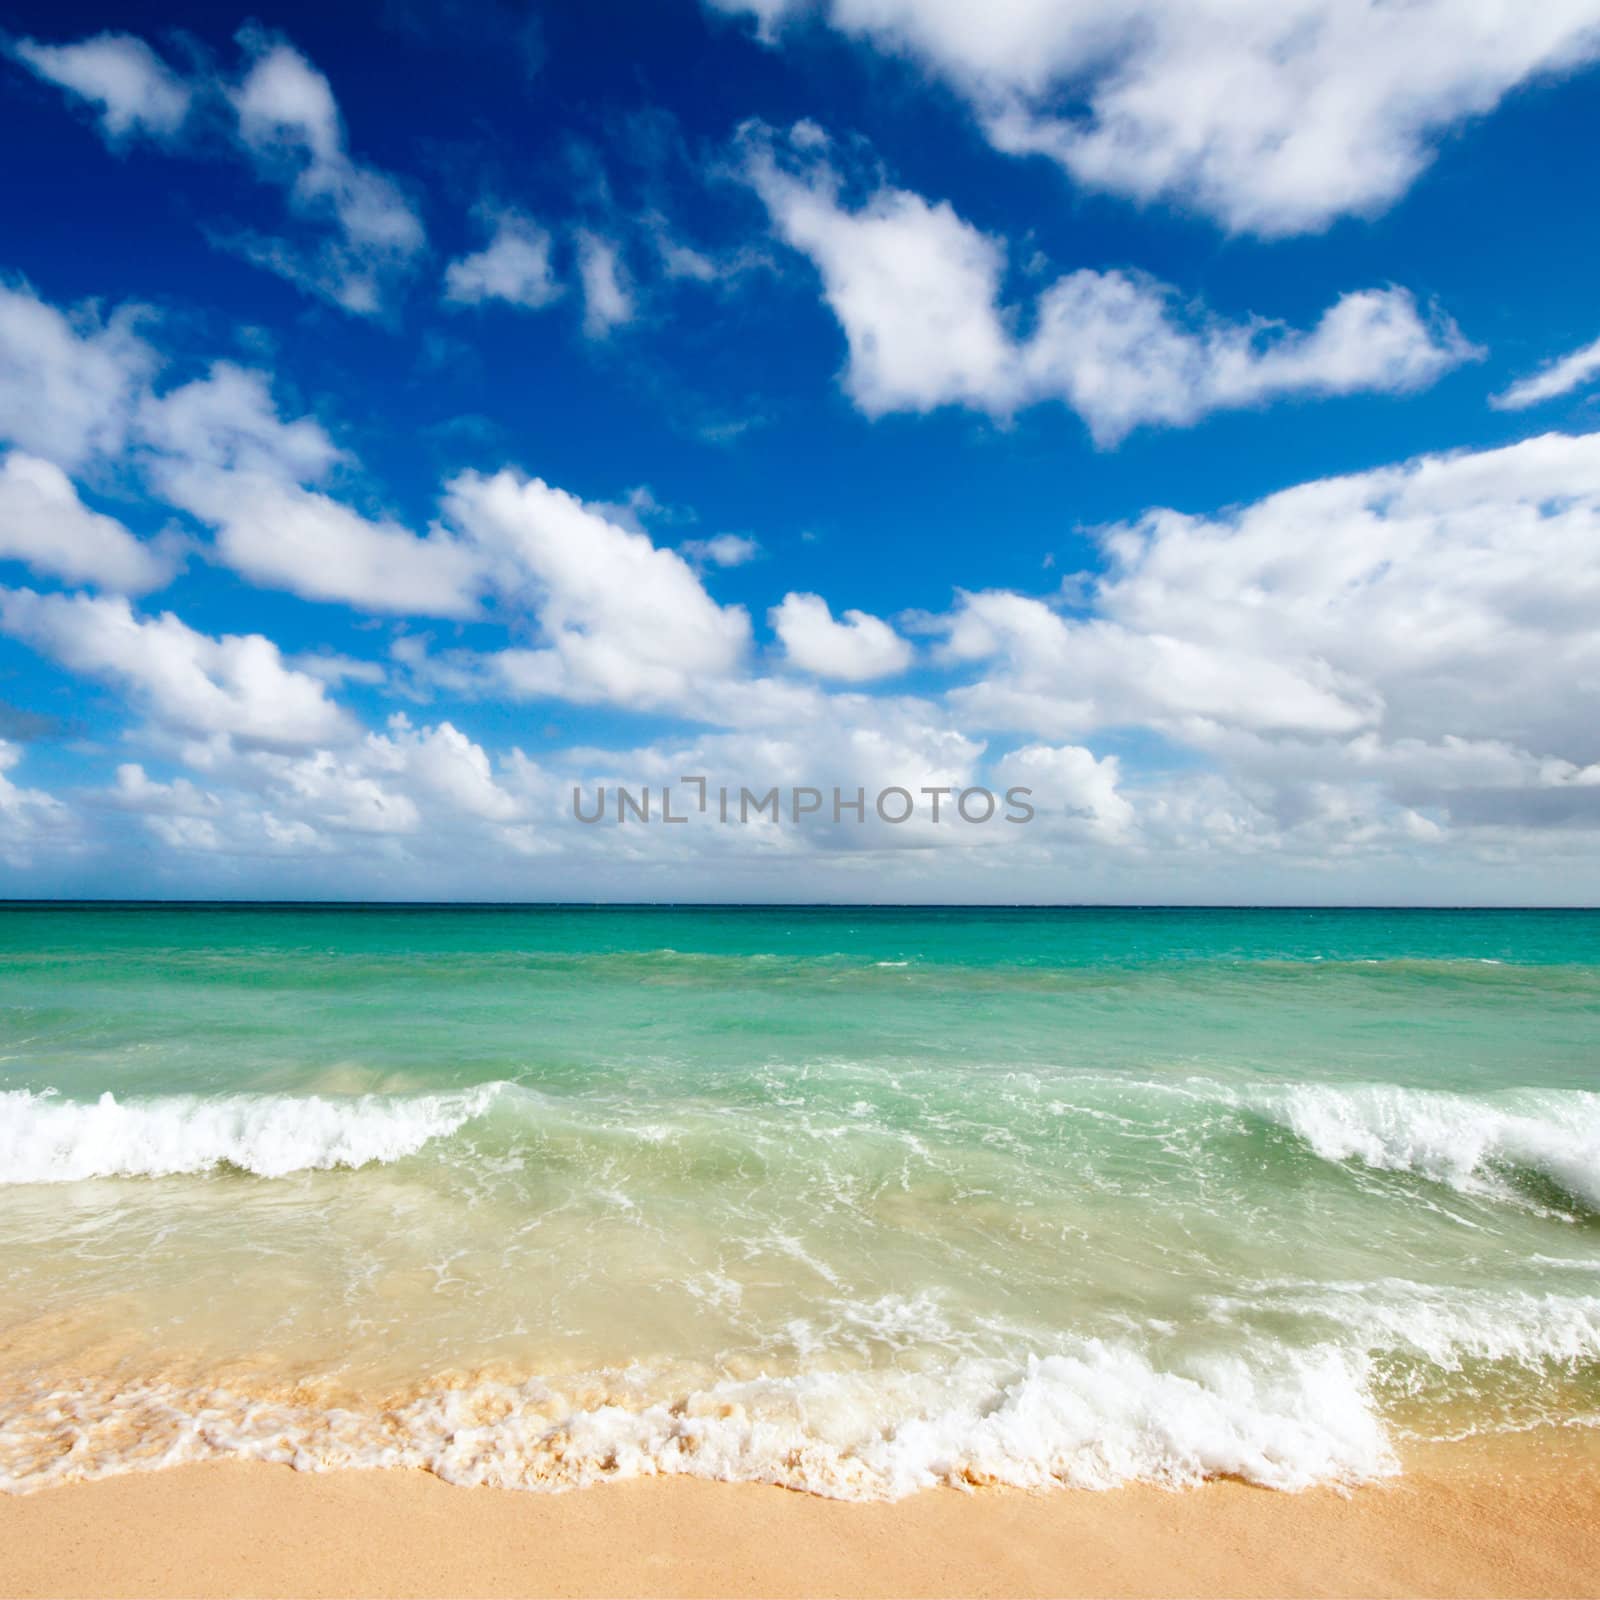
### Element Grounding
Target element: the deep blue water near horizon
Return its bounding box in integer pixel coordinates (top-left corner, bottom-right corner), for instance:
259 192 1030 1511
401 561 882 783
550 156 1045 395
0 902 1596 1497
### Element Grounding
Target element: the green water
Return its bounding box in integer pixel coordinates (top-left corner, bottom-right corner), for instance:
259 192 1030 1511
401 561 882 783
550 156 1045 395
0 904 1597 1496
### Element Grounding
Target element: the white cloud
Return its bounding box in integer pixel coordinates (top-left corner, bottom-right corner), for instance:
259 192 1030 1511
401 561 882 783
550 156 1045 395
441 469 751 709
11 29 426 318
644 215 720 283
0 739 66 865
6 262 1600 894
0 588 353 748
136 360 340 481
575 230 634 337
714 0 1600 236
0 281 156 469
1024 276 1477 447
942 432 1600 775
366 715 524 822
291 652 388 688
4 412 1600 896
225 31 427 316
0 284 490 623
107 762 220 817
681 533 762 567
742 126 1013 416
740 125 1475 441
107 750 399 853
992 743 1132 842
944 590 1372 740
248 746 420 835
0 451 175 593
1492 333 1600 411
138 364 482 616
186 471 478 618
104 717 541 862
11 31 192 141
444 207 563 310
771 591 913 680
0 281 769 657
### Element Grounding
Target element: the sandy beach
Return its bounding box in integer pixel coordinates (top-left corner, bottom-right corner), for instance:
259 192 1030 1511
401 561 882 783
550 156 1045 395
1 1434 1596 1599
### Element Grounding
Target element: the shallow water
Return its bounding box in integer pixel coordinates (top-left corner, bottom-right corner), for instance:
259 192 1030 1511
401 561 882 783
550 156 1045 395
1 904 1597 1497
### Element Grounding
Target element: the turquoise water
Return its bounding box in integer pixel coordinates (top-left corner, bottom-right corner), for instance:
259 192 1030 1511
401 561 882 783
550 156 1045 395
1 904 1597 1496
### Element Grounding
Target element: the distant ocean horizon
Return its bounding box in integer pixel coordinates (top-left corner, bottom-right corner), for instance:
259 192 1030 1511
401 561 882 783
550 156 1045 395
5 899 1598 908
2 903 1596 1498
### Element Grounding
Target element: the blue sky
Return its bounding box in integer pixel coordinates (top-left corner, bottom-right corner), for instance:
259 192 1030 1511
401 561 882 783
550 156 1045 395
2 0 1600 902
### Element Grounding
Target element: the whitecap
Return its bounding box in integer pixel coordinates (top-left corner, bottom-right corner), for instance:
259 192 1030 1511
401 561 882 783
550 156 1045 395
0 1083 506 1182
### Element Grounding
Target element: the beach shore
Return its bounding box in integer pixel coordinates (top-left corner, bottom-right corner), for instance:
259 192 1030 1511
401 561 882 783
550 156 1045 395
1 1432 1595 1599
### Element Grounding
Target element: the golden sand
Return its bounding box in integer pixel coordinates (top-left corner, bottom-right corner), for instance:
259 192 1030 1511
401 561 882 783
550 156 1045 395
0 1432 1596 1598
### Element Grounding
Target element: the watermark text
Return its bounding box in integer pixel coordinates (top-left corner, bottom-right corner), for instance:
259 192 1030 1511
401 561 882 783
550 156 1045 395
572 777 1035 826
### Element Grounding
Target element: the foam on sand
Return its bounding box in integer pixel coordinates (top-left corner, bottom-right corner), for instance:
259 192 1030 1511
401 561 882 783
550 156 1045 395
0 1338 1398 1498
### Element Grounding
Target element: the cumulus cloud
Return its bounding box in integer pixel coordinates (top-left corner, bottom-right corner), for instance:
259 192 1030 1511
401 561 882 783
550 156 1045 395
0 279 772 683
0 280 157 469
443 206 563 310
0 285 481 618
942 588 1374 740
0 588 353 748
107 762 220 818
441 469 751 709
138 364 482 616
0 739 67 865
712 0 1600 236
941 432 1600 789
771 592 913 680
101 715 548 868
136 360 340 482
10 30 193 142
367 715 524 822
993 743 1133 842
5 265 1600 894
740 125 1476 441
0 451 176 592
1025 277 1476 447
1492 333 1600 411
245 746 420 836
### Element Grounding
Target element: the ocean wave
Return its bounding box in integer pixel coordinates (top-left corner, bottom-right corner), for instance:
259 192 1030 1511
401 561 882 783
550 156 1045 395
1204 1279 1600 1375
1252 1083 1600 1214
0 1338 1395 1498
0 1083 506 1182
7 1075 1599 1216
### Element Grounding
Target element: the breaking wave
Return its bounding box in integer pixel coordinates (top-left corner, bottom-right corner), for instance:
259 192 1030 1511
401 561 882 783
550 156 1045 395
0 1083 505 1182
1252 1082 1600 1214
5 1077 1598 1219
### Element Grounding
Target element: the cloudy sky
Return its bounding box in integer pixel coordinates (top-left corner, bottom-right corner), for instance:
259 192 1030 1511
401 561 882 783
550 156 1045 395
2 0 1600 903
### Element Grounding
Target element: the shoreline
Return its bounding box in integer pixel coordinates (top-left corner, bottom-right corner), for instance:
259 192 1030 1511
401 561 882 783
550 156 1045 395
1 1433 1596 1598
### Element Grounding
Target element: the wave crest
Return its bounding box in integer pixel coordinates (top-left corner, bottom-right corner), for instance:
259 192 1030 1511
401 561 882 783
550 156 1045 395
0 1084 505 1182
1259 1083 1600 1214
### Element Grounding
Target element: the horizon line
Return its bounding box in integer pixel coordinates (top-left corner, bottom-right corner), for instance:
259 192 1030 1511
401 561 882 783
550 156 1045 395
1 899 1596 912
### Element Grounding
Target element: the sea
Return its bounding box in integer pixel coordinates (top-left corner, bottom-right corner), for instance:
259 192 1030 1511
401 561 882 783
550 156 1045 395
0 903 1596 1498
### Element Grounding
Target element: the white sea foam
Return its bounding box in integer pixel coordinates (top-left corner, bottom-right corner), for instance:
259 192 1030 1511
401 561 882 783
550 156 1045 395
1204 1280 1600 1374
1256 1083 1600 1212
0 1338 1396 1498
0 1083 505 1182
